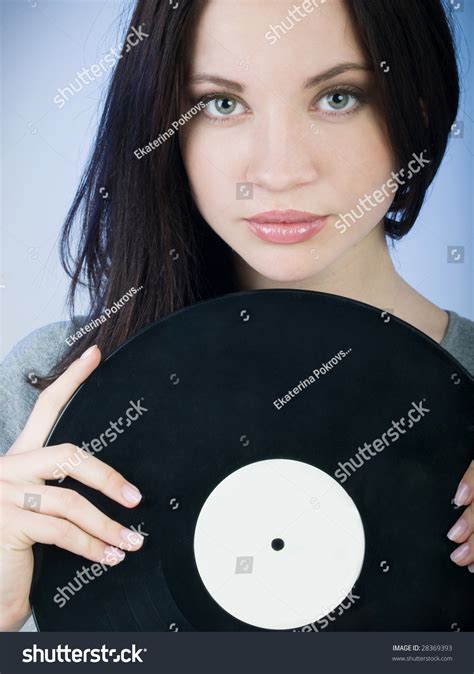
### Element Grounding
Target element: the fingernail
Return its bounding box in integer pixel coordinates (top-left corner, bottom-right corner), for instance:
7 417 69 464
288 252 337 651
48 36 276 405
80 345 97 360
447 518 468 541
122 483 142 504
450 543 470 563
104 545 125 563
120 528 144 546
453 482 471 507
468 564 474 573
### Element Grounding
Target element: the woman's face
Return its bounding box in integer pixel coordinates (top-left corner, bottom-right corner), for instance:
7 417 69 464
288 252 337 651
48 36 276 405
180 0 397 284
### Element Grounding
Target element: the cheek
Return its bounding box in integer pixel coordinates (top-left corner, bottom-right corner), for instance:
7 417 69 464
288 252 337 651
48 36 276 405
324 111 395 211
318 113 396 244
181 123 243 225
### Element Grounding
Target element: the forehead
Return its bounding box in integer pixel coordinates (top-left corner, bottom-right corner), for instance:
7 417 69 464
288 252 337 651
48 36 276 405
188 0 365 85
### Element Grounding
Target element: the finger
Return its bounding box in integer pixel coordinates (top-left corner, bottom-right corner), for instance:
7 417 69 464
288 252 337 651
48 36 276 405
449 533 474 570
3 444 142 508
6 483 144 552
16 509 127 566
9 345 102 455
447 502 473 545
453 460 474 507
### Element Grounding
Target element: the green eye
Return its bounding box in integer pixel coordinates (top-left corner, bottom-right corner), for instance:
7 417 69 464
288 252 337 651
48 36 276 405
205 97 245 118
317 89 361 114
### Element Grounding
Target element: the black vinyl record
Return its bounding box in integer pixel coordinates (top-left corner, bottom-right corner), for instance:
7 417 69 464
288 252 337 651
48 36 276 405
30 290 474 631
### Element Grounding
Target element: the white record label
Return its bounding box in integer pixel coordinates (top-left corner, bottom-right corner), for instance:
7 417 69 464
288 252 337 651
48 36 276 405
193 458 365 630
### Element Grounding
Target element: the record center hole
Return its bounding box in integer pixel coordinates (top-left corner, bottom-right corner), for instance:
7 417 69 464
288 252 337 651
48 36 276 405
271 538 285 551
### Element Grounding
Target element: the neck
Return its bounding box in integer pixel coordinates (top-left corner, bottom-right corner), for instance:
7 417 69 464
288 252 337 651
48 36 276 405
234 223 449 344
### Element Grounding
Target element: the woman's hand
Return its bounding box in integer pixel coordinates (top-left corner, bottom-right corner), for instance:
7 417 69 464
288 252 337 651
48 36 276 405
447 461 474 573
0 345 144 631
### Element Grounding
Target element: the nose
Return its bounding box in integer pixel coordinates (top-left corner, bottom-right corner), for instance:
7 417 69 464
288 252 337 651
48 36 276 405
245 104 319 193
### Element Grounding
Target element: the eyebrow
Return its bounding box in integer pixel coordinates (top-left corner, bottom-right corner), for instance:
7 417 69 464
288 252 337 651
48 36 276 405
303 62 373 89
187 62 372 93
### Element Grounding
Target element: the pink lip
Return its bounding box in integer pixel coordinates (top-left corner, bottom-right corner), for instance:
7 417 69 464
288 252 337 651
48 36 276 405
246 210 327 244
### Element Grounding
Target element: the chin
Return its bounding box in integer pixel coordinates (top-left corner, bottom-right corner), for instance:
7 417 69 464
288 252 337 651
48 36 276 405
239 250 326 285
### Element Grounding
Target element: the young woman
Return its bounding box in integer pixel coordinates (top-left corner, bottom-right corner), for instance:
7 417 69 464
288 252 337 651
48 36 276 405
1 0 473 632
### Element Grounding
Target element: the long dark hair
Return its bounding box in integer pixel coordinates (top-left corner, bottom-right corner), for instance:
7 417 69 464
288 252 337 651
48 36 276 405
31 0 460 390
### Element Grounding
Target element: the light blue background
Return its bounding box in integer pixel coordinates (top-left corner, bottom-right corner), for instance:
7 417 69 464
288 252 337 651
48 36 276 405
1 0 473 357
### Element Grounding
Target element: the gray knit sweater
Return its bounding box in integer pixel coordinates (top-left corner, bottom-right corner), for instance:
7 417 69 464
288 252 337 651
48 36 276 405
0 310 473 632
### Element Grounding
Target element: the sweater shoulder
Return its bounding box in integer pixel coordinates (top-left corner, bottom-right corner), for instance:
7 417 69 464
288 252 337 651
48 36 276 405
441 311 474 377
